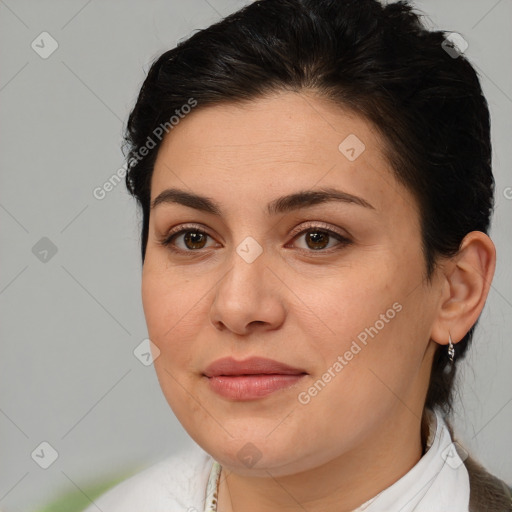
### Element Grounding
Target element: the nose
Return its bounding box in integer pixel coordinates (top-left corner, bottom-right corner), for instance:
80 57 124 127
209 245 286 336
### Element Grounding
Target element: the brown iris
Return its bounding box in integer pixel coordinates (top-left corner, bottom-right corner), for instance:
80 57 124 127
305 230 330 250
184 231 208 250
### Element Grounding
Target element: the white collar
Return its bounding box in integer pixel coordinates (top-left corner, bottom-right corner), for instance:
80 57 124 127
352 408 470 511
203 408 470 512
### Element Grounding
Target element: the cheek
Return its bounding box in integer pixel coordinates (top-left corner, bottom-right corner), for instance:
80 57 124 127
141 264 203 353
301 270 397 348
142 263 192 328
297 263 422 394
141 266 207 417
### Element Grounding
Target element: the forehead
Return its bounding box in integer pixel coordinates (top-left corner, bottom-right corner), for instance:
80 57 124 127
155 92 380 168
150 91 416 218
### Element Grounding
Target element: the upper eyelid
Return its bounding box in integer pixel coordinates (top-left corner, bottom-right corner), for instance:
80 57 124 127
288 220 350 239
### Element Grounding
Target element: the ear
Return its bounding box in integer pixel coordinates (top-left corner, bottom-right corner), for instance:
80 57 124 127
430 231 496 347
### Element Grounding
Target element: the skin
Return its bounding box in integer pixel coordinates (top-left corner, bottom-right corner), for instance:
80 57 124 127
141 91 496 512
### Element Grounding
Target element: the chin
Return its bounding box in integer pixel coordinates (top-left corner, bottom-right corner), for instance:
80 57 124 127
189 424 322 477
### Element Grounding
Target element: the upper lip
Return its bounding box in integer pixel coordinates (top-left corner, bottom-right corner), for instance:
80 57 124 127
203 357 307 377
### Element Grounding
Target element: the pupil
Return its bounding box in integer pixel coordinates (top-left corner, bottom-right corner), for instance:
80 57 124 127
307 231 328 250
185 231 206 249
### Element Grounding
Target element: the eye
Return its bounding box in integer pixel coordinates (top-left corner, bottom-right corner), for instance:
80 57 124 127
159 224 217 253
159 222 352 255
288 223 352 253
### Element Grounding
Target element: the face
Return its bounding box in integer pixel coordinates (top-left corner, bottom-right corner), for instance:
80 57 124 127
142 91 441 477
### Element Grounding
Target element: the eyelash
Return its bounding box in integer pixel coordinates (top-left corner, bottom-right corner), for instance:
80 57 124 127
158 222 352 256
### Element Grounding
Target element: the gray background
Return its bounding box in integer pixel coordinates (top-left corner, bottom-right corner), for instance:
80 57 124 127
1 0 511 510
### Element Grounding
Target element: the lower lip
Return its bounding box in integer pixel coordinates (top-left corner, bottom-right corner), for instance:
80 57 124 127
206 374 306 400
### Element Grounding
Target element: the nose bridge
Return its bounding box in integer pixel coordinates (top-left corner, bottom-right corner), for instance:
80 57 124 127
235 235 265 266
209 233 286 333
221 234 268 299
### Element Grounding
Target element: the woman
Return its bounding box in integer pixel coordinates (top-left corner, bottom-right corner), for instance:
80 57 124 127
84 0 511 510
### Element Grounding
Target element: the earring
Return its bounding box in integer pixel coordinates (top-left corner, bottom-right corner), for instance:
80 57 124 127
448 333 455 363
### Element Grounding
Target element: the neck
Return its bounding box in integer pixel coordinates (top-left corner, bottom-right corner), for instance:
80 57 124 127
217 407 427 512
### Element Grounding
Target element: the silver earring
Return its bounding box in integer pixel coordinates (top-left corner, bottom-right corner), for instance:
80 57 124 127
448 333 455 363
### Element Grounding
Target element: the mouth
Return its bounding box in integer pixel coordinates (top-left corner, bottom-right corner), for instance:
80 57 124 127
203 356 308 400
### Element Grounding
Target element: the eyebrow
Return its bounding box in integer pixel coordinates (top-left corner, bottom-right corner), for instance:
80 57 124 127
151 186 375 215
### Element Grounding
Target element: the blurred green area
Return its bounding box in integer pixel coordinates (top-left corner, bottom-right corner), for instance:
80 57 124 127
36 470 136 512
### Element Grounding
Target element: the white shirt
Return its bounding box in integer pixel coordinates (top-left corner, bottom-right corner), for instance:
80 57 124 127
83 408 470 512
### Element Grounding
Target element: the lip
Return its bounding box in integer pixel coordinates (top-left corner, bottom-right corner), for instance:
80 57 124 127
203 357 308 401
203 356 307 377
